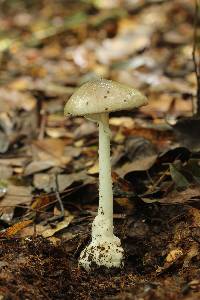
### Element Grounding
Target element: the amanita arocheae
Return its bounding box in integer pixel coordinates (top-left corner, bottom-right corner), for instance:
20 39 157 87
64 78 148 271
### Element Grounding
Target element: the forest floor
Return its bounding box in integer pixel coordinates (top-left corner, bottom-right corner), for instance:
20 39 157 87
0 0 200 299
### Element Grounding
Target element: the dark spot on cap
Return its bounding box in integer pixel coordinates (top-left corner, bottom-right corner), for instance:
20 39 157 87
86 101 89 105
124 99 127 102
107 90 110 94
105 108 108 111
104 96 107 98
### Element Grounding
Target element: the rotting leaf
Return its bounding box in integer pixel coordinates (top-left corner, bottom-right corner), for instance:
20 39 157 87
42 215 74 238
185 159 200 182
113 136 157 177
24 160 57 176
0 220 32 238
116 154 157 177
87 161 99 175
0 184 32 223
31 194 53 211
31 139 71 166
33 174 55 192
156 248 184 274
0 165 13 179
169 163 189 189
0 132 9 154
33 171 95 201
173 117 200 151
159 186 200 205
158 147 191 164
183 243 199 268
33 139 66 159
190 208 200 227
0 157 30 167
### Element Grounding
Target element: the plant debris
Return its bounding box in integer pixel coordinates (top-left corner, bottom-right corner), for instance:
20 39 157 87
0 0 200 299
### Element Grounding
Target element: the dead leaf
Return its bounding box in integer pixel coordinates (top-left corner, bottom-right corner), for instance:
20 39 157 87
33 174 55 192
116 155 157 177
0 165 13 179
33 171 94 193
0 157 30 167
113 136 157 176
156 248 184 274
160 186 200 205
166 249 183 263
190 208 200 227
173 117 200 151
24 160 57 176
19 223 46 238
45 127 73 139
183 243 199 268
96 25 151 64
31 139 71 166
170 163 189 188
33 139 65 157
109 117 135 129
42 215 74 238
0 132 9 153
31 194 53 211
0 220 32 238
0 88 36 111
87 161 99 175
0 184 32 222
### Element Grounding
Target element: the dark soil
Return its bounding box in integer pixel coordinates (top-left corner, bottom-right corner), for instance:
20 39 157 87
0 0 200 299
1 203 200 300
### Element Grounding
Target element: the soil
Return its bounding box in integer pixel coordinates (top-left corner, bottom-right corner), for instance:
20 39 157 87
1 203 200 300
0 0 200 299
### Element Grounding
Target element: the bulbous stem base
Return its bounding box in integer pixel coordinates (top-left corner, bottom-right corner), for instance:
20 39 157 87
79 236 124 271
79 214 124 271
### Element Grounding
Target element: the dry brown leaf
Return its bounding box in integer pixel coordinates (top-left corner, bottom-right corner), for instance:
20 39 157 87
33 139 66 158
19 224 46 237
0 88 36 112
24 160 57 176
0 184 32 222
42 215 74 238
116 155 157 177
87 161 99 175
156 248 184 274
31 194 53 210
166 249 183 263
110 117 135 129
31 139 71 166
190 208 200 227
0 220 32 238
0 157 30 167
160 186 200 205
183 243 199 268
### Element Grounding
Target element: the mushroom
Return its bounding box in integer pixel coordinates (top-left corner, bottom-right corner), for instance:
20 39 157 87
64 78 148 271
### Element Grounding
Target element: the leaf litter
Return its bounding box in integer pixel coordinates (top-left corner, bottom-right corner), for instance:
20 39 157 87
0 0 200 299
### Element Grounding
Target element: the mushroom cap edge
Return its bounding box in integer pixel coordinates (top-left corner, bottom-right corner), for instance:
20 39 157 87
64 78 148 117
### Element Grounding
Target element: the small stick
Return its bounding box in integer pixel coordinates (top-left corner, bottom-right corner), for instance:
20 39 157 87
47 174 65 223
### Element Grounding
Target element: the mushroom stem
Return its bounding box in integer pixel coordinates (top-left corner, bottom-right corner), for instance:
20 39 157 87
98 112 113 230
79 112 124 271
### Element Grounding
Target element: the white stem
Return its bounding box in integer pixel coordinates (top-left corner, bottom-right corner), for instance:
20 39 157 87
79 112 124 270
98 113 113 231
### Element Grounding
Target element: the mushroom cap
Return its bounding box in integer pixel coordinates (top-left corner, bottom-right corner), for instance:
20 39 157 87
64 78 148 116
